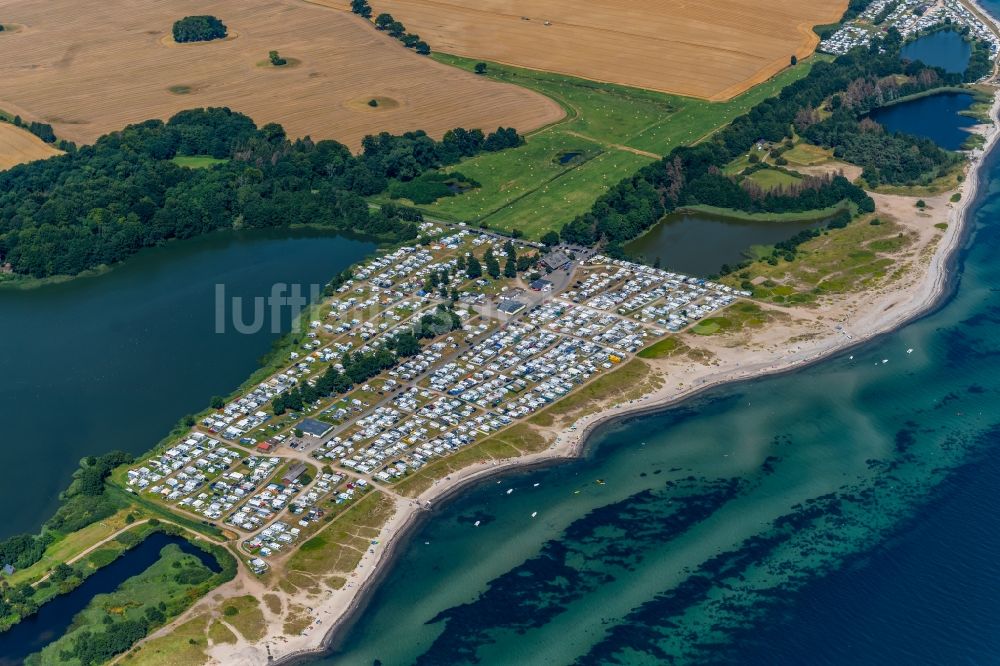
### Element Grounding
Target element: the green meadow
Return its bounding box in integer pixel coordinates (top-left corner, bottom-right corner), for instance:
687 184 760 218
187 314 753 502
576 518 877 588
395 53 826 238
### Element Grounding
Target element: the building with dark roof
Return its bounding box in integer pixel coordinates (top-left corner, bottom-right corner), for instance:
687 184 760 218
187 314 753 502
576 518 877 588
297 418 333 438
542 251 570 271
282 462 308 484
530 278 553 291
497 300 527 315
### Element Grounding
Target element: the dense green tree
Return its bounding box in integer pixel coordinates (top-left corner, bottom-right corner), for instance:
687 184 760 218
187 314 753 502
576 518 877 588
391 332 421 357
51 562 75 583
465 255 482 279
350 0 372 18
484 248 501 279
0 109 522 279
172 15 227 43
503 256 517 278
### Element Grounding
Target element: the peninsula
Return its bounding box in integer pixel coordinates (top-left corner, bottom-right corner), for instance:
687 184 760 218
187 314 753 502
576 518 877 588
0 0 997 663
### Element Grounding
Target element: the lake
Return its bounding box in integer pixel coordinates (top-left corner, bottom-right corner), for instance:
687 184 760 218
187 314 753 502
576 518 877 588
901 29 972 73
868 91 978 150
0 532 220 665
624 209 832 276
311 102 1000 666
0 228 374 538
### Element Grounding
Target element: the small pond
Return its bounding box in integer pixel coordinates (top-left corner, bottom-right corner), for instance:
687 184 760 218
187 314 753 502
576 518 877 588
901 29 972 74
624 210 836 276
0 532 221 665
868 91 977 150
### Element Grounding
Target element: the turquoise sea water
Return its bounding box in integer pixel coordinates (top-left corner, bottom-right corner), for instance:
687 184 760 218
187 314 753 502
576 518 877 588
315 81 1000 666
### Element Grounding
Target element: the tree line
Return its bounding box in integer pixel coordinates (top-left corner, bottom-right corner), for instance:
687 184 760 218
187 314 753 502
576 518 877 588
1 114 77 153
559 33 966 248
350 0 430 55
0 108 523 278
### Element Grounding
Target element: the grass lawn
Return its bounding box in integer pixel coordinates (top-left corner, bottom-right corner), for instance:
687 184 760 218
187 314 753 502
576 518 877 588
170 155 228 169
122 614 210 666
687 302 775 336
5 508 135 586
783 143 832 166
637 337 685 359
286 491 395 577
410 53 825 238
744 168 803 191
220 595 266 642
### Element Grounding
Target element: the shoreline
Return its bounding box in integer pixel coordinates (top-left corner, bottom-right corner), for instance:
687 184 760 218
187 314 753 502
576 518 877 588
260 87 1000 666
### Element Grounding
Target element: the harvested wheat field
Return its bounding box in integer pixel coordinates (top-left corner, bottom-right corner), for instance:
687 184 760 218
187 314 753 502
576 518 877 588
0 123 61 169
329 0 846 100
0 0 562 150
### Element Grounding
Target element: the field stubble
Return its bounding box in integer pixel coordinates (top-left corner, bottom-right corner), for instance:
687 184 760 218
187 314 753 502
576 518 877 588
344 0 846 100
0 0 562 151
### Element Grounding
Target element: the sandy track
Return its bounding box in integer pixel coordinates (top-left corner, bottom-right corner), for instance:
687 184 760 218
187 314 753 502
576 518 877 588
0 0 563 150
328 0 847 100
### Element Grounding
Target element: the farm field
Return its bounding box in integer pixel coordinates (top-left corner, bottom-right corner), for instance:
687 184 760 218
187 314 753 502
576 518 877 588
0 122 61 169
329 0 846 100
0 0 562 151
392 54 823 238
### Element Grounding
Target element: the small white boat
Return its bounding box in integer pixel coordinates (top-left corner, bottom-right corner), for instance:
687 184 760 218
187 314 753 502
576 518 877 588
533 483 540 487
907 348 914 354
506 488 513 495
474 520 480 527
531 512 537 518
882 359 888 364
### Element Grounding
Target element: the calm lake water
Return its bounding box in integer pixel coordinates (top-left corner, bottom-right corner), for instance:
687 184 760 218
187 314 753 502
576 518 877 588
313 105 1000 666
624 210 831 276
0 532 220 665
0 229 374 538
869 91 977 150
901 29 972 73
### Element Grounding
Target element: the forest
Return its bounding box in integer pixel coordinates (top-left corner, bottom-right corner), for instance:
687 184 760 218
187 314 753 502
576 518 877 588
0 109 522 278
560 31 963 247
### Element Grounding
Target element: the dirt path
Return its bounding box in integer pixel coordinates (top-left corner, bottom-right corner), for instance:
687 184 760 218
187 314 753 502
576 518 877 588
34 518 226 585
564 130 660 158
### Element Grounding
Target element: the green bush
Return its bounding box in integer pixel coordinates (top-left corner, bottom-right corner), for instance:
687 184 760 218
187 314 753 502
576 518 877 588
174 566 212 585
